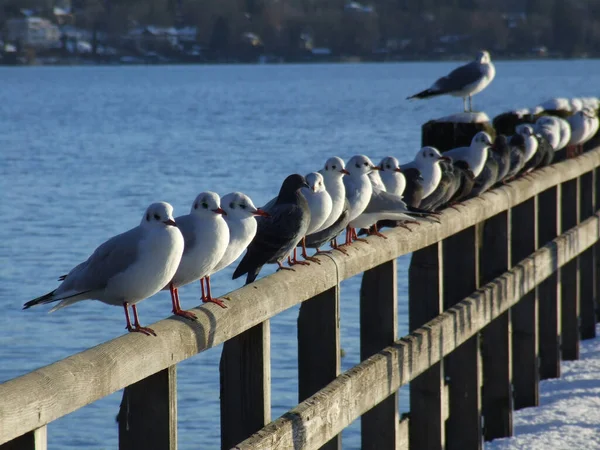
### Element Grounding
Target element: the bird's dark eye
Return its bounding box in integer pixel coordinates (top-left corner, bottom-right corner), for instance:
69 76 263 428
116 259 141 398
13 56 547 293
240 204 247 209
193 202 198 209
355 163 360 168
146 213 150 221
202 202 208 209
154 214 160 220
332 165 337 169
229 202 235 209
386 164 391 169
364 162 368 166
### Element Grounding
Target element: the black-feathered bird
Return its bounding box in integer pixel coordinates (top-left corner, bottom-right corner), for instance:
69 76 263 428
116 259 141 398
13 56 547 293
233 174 311 284
504 134 527 181
402 168 425 208
490 135 511 185
470 151 499 197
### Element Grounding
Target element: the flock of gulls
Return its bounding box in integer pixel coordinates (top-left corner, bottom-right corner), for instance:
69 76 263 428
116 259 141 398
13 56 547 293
23 51 600 336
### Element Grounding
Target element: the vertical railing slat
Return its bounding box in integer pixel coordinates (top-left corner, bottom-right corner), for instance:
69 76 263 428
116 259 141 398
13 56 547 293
298 285 341 450
360 259 399 449
480 211 513 440
560 178 581 360
510 197 539 409
409 242 445 450
0 426 47 450
537 186 562 380
443 226 482 450
117 366 177 450
220 322 271 450
579 171 596 340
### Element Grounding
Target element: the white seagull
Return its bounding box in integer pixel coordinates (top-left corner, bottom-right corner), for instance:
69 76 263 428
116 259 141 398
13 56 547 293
344 155 380 244
444 131 493 177
317 156 350 250
23 202 184 336
165 192 229 313
298 172 333 259
407 50 496 112
378 156 406 197
402 147 449 200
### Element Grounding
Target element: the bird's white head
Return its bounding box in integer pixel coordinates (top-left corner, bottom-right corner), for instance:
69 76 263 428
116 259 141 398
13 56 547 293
471 131 493 148
221 192 268 219
141 202 177 228
581 107 598 119
346 155 379 177
191 191 226 218
415 146 449 166
305 172 326 193
518 125 535 137
322 156 349 177
476 50 491 64
379 156 402 173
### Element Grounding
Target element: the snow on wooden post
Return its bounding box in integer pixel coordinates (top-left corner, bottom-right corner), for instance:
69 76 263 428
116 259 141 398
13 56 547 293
0 427 47 450
480 211 513 440
220 322 271 450
408 242 445 450
298 285 341 450
579 170 596 340
443 226 483 450
117 366 177 450
511 196 540 409
360 259 399 449
560 178 581 360
421 112 495 152
537 186 562 380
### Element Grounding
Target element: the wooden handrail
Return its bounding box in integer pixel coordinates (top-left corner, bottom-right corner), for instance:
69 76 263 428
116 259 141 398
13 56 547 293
1 147 599 446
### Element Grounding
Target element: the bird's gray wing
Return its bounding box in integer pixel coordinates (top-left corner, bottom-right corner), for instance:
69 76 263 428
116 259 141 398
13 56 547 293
444 146 470 162
305 199 350 248
261 196 277 212
364 189 408 214
175 215 196 256
432 61 484 93
57 227 141 294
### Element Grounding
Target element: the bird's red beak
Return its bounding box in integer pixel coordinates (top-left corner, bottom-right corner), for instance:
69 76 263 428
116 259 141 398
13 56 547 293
212 208 227 216
340 169 350 175
438 156 451 161
163 219 177 227
372 165 381 170
394 167 402 173
253 208 270 217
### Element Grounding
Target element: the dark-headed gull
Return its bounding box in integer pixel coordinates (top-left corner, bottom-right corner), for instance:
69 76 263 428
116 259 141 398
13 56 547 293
444 131 492 178
166 192 229 313
407 50 496 112
23 202 184 336
233 174 311 284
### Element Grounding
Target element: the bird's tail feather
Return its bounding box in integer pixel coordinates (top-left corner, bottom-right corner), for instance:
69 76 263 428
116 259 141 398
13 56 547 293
23 291 56 309
23 289 91 311
407 88 440 100
245 266 263 285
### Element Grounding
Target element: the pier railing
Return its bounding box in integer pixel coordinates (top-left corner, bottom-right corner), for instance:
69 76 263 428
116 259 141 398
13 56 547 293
1 146 599 450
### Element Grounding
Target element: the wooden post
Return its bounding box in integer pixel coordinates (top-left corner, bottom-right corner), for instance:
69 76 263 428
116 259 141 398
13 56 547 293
510 197 539 409
298 286 341 450
537 187 562 380
560 179 581 360
579 171 596 340
220 322 271 450
596 167 600 323
480 211 513 440
443 226 482 450
360 260 398 450
421 113 495 152
0 427 47 450
117 366 177 450
408 242 445 450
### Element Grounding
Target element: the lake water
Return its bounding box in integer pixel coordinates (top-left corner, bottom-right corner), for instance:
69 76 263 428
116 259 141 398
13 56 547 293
1 60 598 449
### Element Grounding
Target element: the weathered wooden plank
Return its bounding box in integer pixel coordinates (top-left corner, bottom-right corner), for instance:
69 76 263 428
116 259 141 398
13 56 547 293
360 260 398 450
561 178 581 360
537 186 562 380
117 366 177 450
579 171 596 340
298 286 341 450
480 211 513 440
408 243 445 450
0 427 46 450
235 213 600 450
2 149 600 445
443 227 482 450
220 321 271 450
510 197 539 409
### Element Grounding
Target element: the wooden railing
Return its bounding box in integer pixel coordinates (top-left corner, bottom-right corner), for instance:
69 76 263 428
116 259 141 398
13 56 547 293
1 146 599 450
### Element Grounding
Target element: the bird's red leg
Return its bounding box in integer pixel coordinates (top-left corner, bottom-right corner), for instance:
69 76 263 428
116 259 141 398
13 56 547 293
331 237 348 254
123 303 134 332
289 246 310 266
315 245 332 255
277 261 295 272
170 283 197 320
301 237 321 263
200 277 207 301
340 226 353 246
352 228 368 243
368 223 388 239
202 275 227 309
130 304 157 336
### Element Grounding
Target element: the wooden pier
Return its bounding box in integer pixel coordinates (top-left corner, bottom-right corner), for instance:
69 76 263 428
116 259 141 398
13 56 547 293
1 145 600 450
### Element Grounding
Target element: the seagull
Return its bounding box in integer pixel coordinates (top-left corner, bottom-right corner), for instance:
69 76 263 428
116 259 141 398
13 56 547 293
305 198 351 253
208 191 269 282
535 116 571 151
297 172 333 260
401 168 425 208
419 156 456 211
470 151 499 197
490 135 512 184
504 134 527 181
233 174 311 284
403 146 449 200
407 50 496 112
516 125 539 164
344 155 380 244
23 202 184 336
532 118 560 150
378 156 406 196
316 156 350 251
165 192 229 313
449 160 477 203
443 131 493 178
567 108 598 154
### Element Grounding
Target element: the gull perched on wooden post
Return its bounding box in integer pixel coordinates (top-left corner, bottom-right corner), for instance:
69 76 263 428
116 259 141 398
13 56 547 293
407 50 496 112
